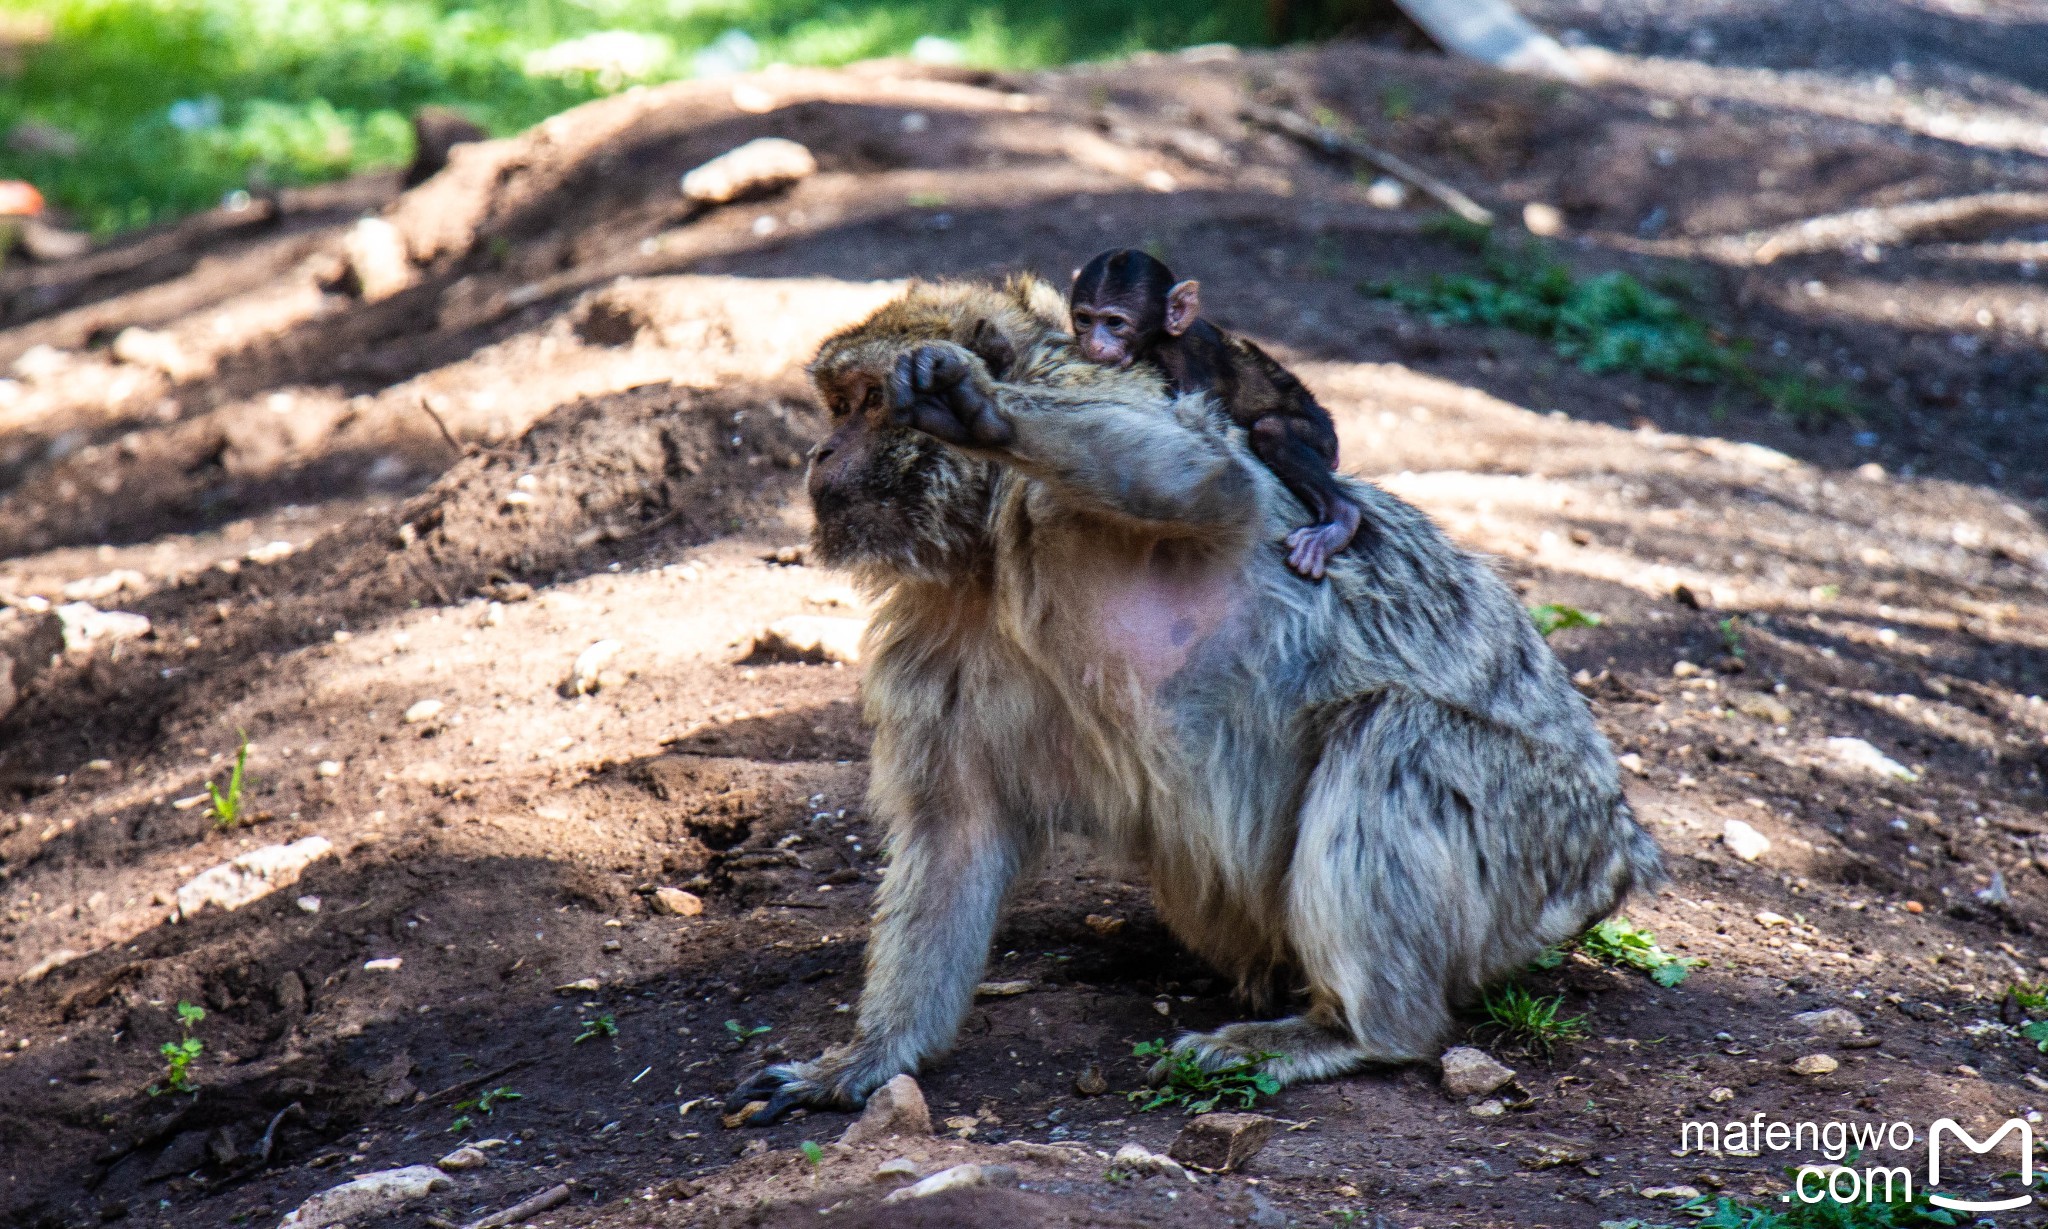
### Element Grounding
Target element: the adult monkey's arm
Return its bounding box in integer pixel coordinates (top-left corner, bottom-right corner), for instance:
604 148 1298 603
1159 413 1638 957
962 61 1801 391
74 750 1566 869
888 341 1259 540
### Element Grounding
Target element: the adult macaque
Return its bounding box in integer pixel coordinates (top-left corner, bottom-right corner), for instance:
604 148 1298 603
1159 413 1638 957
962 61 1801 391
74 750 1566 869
1069 247 1365 579
725 277 1661 1123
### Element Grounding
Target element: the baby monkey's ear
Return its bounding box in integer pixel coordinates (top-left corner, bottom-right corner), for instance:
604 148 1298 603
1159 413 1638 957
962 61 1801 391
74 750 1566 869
1164 279 1202 337
964 318 1016 380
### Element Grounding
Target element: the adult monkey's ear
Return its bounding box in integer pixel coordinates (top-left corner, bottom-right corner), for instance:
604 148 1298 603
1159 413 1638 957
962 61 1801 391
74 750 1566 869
1164 279 1202 337
964 318 1016 380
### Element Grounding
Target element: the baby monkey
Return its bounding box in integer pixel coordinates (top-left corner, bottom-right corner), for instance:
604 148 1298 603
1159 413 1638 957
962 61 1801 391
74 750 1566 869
1068 248 1364 579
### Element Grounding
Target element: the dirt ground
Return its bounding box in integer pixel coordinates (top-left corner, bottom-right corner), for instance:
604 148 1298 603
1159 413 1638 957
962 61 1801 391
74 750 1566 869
2 15 2048 1229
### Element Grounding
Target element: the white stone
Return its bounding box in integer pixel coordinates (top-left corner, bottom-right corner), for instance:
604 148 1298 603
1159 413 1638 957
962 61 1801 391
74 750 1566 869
111 327 196 378
1440 1046 1516 1097
279 1165 451 1228
245 540 294 565
651 887 703 916
436 1145 488 1171
315 760 342 778
883 1162 1014 1202
1722 818 1771 862
747 615 863 665
55 602 150 653
402 699 444 724
363 957 402 972
60 570 144 601
174 837 333 919
1793 1008 1863 1037
1523 201 1565 236
566 639 622 696
1825 736 1919 782
1112 1143 1194 1183
681 138 817 204
343 217 415 302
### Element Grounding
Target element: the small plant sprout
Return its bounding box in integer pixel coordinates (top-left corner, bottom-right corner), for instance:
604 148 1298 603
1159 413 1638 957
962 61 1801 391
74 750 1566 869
453 1086 522 1117
149 1001 206 1095
1718 615 1747 660
724 1020 771 1041
800 1140 824 1167
1481 984 1587 1056
1127 1039 1281 1115
1530 604 1603 637
574 1013 618 1044
206 735 251 829
447 1114 474 1134
1580 916 1705 987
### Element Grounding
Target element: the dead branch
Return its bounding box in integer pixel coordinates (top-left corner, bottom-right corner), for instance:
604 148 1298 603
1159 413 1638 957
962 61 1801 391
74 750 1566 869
1239 102 1493 226
463 1183 571 1229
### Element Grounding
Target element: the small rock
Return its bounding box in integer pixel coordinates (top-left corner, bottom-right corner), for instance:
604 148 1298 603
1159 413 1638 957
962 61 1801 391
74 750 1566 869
564 639 623 697
682 137 818 204
1722 819 1771 862
1469 1099 1506 1117
245 540 294 565
1113 1143 1194 1182
873 1158 920 1183
600 939 622 953
1976 871 2010 907
174 837 334 919
1904 900 1924 914
722 1101 768 1129
402 699 444 724
1616 753 1646 776
1522 201 1565 236
21 949 79 982
1440 1046 1516 1098
1825 736 1918 782
364 957 402 972
1084 913 1126 935
555 977 601 993
838 1074 931 1146
1790 1054 1839 1076
746 615 863 665
1793 1008 1863 1037
942 1115 979 1137
771 545 807 565
1672 659 1701 677
975 980 1033 997
315 760 342 778
342 216 415 302
1754 911 1789 927
1956 1064 1980 1078
1523 1142 1589 1169
111 327 197 379
652 887 704 917
60 570 145 601
295 895 321 914
1707 1086 1734 1103
1643 1185 1703 1200
1074 1065 1109 1097
1733 693 1792 724
883 1162 1015 1202
1364 176 1409 209
55 602 150 653
279 1166 451 1229
436 1145 488 1171
1169 1113 1277 1172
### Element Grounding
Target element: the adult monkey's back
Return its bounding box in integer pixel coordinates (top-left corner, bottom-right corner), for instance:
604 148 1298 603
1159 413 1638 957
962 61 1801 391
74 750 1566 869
726 277 1664 1123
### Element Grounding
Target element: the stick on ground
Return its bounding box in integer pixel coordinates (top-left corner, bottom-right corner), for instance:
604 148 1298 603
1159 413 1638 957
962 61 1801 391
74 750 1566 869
463 1183 571 1229
1239 102 1494 226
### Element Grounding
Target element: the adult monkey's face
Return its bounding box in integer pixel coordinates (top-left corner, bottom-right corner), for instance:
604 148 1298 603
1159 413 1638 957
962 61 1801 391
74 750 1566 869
805 294 1024 585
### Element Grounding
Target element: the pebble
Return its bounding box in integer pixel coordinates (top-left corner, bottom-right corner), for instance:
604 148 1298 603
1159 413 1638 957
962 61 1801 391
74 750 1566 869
295 895 321 913
1754 911 1789 927
1708 1086 1734 1102
315 760 342 778
341 216 415 302
363 957 402 972
1793 1008 1863 1037
1722 818 1771 862
746 615 864 665
838 1074 931 1146
279 1166 450 1228
1074 1065 1109 1096
174 836 334 919
1469 1099 1506 1117
54 602 151 653
1825 736 1918 782
1642 1185 1703 1200
652 887 704 916
681 138 818 204
565 639 623 696
1112 1143 1194 1183
883 1162 1016 1202
1790 1054 1839 1076
1523 201 1564 235
402 699 444 724
555 977 601 992
1440 1046 1517 1097
1083 913 1126 935
1732 692 1792 724
1169 1112 1277 1172
1616 752 1647 776
975 980 1033 997
110 327 197 379
436 1145 488 1171
873 1157 920 1182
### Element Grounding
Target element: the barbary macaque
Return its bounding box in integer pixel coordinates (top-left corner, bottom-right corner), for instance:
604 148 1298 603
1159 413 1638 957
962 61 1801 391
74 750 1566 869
1068 247 1365 579
724 276 1662 1124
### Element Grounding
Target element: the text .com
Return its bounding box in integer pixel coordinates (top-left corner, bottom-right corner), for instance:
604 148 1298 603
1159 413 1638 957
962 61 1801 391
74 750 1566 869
1678 1114 2035 1212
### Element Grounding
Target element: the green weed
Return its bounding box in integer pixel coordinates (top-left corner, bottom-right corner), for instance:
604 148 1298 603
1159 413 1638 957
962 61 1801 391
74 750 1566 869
800 1140 824 1166
1371 228 1860 426
1530 604 1603 637
454 1086 522 1116
149 1001 206 1095
574 1013 617 1044
1480 984 1586 1055
1718 616 1747 660
447 1114 474 1133
1581 916 1704 987
1687 1186 1958 1227
725 1020 771 1041
1127 1038 1281 1115
205 736 250 829
1 0 1276 232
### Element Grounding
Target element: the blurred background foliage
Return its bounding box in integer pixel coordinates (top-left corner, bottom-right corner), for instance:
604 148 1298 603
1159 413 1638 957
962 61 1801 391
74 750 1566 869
0 0 1385 234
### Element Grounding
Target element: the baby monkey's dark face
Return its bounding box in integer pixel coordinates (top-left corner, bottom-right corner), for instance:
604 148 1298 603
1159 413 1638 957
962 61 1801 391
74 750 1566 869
1068 247 1196 370
1069 301 1145 368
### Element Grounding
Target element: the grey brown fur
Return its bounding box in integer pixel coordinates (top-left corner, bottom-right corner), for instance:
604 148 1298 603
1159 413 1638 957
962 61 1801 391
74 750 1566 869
725 278 1663 1122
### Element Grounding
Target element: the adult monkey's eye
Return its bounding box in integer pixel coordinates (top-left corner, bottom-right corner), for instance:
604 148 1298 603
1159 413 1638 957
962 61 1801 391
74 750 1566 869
860 385 881 411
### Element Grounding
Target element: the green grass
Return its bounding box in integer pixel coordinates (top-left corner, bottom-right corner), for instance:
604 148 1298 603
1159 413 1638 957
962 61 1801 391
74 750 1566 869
453 1085 522 1116
1369 224 1861 428
1529 603 1602 637
1686 1187 1959 1227
148 1000 205 1095
725 1019 770 1041
573 1012 617 1044
205 734 250 829
1127 1038 1281 1114
1480 984 1586 1055
0 0 1275 234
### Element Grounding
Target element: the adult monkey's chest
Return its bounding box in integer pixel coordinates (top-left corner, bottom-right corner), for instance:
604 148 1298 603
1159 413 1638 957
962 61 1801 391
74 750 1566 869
1061 536 1245 692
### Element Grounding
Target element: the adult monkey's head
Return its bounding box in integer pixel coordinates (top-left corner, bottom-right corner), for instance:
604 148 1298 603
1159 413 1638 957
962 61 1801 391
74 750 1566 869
805 277 1064 585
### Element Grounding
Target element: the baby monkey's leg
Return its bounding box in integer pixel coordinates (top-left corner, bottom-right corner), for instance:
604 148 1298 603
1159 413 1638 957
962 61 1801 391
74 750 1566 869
1248 417 1365 580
